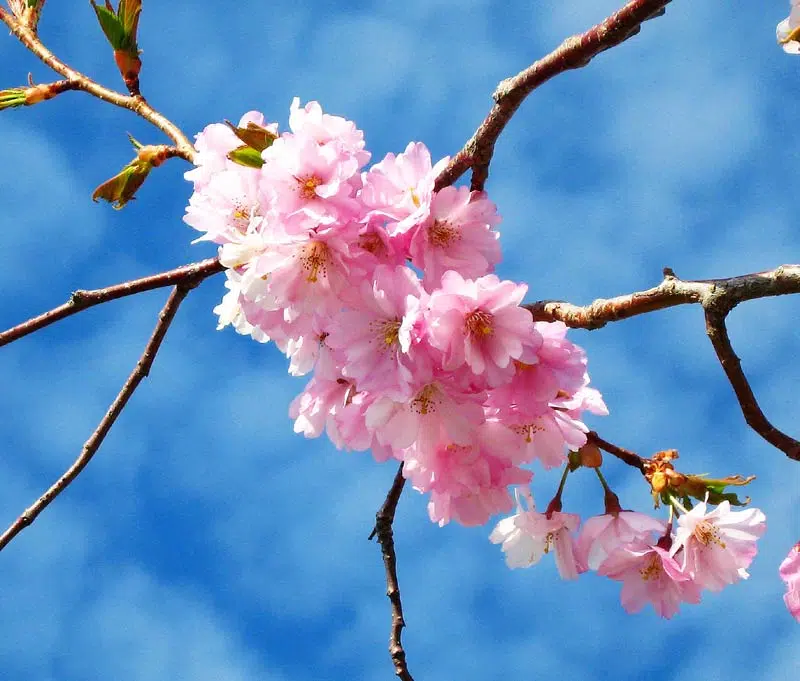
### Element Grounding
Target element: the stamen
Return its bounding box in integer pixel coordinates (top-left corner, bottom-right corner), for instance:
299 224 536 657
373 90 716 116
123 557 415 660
411 384 441 415
639 555 663 581
300 241 329 283
428 219 460 248
693 520 726 549
465 309 494 337
296 174 323 200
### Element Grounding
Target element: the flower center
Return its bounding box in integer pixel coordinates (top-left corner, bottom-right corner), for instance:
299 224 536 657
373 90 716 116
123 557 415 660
465 309 494 337
639 555 663 581
358 231 385 256
693 520 726 549
411 384 442 415
300 241 329 283
428 219 460 248
511 422 546 443
409 188 421 208
297 174 323 200
381 320 401 347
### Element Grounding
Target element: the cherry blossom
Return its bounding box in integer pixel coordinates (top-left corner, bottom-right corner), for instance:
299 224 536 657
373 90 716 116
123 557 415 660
598 541 702 619
489 490 582 579
670 499 766 592
577 511 667 571
409 186 501 286
779 542 800 622
187 100 607 536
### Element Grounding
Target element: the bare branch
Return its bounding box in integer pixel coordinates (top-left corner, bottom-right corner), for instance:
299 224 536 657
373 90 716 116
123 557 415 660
704 311 800 461
588 432 646 473
435 0 672 191
526 265 800 329
0 10 195 161
370 464 414 681
529 266 800 461
0 280 202 552
0 257 223 347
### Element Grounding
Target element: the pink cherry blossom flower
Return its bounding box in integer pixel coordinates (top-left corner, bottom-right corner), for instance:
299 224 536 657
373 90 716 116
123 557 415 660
326 265 426 399
779 541 800 622
249 221 360 320
409 186 501 285
360 141 448 225
489 490 582 579
289 376 355 441
260 134 362 224
405 439 531 527
427 271 538 387
577 511 666 570
598 541 702 619
288 98 370 166
778 1 800 54
670 500 766 592
365 378 485 455
184 166 267 245
492 406 588 469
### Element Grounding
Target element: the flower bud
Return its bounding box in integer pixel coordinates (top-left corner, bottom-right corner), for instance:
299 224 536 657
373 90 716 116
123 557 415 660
90 1 142 95
578 442 603 468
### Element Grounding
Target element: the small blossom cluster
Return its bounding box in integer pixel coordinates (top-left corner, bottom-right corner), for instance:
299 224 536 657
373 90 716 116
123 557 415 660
184 100 606 527
490 492 767 619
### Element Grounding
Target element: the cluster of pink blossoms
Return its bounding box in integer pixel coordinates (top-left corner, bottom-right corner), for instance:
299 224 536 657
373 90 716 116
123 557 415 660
183 100 794 623
491 492 768 619
183 100 606 527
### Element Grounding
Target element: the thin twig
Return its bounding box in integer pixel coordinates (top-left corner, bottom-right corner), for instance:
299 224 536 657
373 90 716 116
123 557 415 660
369 463 414 681
526 265 800 329
0 10 195 161
0 281 200 552
588 432 646 473
435 0 672 191
704 311 800 461
0 257 223 347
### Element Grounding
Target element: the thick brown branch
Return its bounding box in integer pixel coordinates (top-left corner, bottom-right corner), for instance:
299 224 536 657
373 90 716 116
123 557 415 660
704 311 800 461
588 432 646 473
526 265 800 329
0 257 223 347
434 0 672 191
0 281 200 552
529 266 800 462
369 464 414 681
0 10 195 161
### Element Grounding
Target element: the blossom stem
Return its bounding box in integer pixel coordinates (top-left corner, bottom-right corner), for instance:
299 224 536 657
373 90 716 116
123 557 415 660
546 464 571 517
594 468 623 514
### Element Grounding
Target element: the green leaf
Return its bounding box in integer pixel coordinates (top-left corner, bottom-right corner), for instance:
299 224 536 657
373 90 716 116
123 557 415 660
118 0 142 41
0 88 27 110
227 145 265 169
92 159 151 209
225 120 278 152
90 2 126 49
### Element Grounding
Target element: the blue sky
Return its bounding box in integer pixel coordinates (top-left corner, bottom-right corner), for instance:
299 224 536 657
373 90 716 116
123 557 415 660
1 1 798 680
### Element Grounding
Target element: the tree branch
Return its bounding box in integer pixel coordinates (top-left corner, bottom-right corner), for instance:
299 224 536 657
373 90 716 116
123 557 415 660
435 0 672 192
0 280 201 552
0 257 223 347
704 311 800 461
529 265 800 462
588 431 646 473
369 463 414 681
0 9 195 161
526 265 800 329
